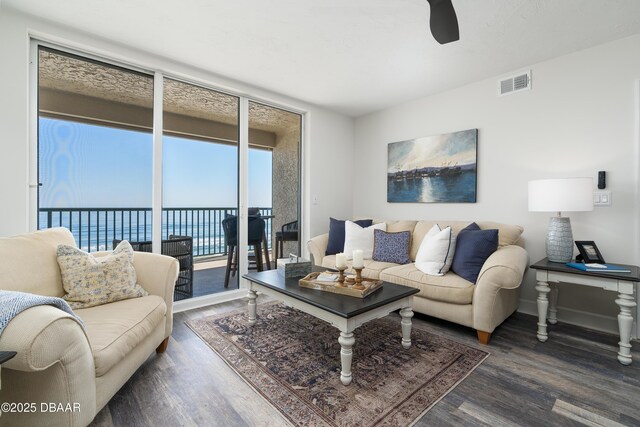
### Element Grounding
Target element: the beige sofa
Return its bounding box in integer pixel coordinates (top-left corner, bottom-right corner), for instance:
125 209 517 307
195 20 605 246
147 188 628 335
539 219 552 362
308 220 528 344
0 228 179 426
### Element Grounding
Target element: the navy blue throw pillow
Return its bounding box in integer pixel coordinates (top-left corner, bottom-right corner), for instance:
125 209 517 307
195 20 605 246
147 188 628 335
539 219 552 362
451 222 498 283
326 218 373 255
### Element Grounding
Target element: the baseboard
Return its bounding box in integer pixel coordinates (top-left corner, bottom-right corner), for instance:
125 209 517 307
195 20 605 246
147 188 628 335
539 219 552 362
518 299 638 339
173 289 246 313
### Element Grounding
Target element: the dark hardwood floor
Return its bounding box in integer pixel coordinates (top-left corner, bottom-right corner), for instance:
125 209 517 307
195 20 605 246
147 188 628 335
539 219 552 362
91 296 640 426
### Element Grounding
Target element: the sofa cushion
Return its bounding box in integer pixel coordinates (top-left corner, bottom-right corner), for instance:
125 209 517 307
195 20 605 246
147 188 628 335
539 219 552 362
326 218 373 255
75 295 166 377
451 223 499 283
415 224 456 276
410 220 523 260
343 221 386 259
372 229 411 264
380 264 474 305
360 259 401 280
321 256 399 280
384 220 418 234
476 221 523 247
57 241 149 309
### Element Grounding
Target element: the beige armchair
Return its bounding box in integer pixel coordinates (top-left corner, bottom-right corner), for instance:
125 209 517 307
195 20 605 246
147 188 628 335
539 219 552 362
0 228 178 426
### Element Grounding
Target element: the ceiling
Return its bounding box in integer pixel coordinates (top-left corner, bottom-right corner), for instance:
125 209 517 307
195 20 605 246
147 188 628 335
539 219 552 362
6 0 640 117
39 49 301 136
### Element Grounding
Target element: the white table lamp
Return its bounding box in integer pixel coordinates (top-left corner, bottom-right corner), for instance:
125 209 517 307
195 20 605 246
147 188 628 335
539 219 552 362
528 178 593 263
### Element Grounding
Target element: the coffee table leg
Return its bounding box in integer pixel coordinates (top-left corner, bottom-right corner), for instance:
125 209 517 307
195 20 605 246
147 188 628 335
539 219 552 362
338 331 355 385
400 307 414 349
247 289 257 325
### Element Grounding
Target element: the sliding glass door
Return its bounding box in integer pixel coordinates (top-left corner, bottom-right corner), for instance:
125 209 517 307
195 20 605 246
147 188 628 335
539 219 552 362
248 101 302 264
35 42 303 302
162 79 239 299
37 46 154 252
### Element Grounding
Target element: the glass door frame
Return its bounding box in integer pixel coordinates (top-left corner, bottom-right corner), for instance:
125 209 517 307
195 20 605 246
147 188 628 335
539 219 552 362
29 37 306 296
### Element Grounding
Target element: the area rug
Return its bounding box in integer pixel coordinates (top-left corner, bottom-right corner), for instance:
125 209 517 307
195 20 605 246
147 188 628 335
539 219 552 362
186 303 488 426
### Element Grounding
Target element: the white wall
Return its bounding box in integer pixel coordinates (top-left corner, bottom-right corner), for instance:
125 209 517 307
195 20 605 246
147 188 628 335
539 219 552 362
354 35 640 334
0 7 355 251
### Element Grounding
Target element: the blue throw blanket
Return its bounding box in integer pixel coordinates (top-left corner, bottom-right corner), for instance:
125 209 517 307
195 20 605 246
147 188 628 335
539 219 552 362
0 290 83 335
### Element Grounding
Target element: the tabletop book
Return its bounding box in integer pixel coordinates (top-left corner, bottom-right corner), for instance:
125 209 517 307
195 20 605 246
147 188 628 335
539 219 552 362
565 262 631 273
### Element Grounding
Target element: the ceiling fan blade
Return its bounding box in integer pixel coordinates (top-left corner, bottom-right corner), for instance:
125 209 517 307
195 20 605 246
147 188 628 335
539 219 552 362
426 0 459 44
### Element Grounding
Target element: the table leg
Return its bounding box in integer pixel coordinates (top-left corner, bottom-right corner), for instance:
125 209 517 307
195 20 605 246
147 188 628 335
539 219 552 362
400 307 414 349
338 331 355 385
536 280 551 342
247 289 258 325
615 293 636 365
548 282 558 325
263 233 271 270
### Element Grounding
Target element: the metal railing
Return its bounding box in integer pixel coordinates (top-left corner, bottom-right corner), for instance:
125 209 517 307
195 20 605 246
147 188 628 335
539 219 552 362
39 207 272 256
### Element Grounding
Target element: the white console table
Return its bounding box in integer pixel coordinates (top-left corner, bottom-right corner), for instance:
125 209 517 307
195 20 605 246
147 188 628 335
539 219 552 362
531 258 638 365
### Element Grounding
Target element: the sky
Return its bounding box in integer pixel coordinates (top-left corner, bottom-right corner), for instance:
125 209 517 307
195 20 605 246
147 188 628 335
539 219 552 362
39 118 272 208
387 129 477 173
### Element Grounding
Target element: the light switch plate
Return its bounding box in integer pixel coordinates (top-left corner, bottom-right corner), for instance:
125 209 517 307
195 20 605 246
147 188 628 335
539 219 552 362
593 191 611 206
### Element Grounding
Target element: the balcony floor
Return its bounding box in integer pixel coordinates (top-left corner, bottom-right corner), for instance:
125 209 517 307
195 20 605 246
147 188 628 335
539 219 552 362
191 254 274 298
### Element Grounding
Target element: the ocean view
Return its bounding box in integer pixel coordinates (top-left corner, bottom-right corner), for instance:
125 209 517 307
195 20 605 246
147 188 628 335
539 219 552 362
38 117 274 255
39 207 272 255
387 169 477 203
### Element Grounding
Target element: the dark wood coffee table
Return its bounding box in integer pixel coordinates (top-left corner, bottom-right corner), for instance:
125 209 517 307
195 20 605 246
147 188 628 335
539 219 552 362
243 270 419 385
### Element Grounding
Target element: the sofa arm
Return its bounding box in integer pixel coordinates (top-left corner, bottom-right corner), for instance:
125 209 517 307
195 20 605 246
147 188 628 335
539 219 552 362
472 245 529 333
133 252 179 338
0 305 96 425
307 233 329 266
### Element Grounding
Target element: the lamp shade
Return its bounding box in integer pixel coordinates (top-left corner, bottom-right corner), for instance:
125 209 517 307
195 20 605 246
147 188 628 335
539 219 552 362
528 178 593 213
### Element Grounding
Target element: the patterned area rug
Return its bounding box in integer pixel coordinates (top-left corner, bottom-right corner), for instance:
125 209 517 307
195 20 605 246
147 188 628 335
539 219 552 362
186 303 488 426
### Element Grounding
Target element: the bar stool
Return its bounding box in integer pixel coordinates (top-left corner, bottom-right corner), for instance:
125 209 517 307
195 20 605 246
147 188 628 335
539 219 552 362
222 215 266 288
275 220 299 260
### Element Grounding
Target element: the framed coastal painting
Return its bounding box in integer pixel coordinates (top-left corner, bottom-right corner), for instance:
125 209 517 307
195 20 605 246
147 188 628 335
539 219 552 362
387 129 478 203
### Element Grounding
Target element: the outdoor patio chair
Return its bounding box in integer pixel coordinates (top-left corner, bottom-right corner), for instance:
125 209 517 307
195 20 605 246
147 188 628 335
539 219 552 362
275 220 299 259
222 215 266 288
112 235 193 301
163 235 193 301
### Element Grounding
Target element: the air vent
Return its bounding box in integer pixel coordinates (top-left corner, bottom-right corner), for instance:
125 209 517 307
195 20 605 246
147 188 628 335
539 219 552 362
499 71 531 96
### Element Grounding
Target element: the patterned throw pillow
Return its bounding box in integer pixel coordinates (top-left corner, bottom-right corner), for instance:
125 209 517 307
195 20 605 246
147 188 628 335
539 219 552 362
372 229 411 264
57 240 148 309
344 221 387 259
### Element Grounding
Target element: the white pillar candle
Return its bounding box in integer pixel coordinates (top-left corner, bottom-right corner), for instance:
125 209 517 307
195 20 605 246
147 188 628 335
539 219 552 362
336 253 347 269
352 249 364 269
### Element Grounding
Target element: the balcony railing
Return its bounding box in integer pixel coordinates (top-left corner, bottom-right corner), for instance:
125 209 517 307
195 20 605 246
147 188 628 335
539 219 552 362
38 207 272 256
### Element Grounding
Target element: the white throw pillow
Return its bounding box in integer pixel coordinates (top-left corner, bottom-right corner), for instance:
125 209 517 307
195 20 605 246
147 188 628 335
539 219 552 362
344 221 387 259
415 224 456 276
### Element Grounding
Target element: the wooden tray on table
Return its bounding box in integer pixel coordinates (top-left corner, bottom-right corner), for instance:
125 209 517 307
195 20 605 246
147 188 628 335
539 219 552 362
298 271 383 298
